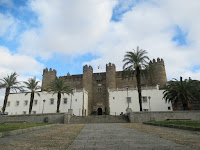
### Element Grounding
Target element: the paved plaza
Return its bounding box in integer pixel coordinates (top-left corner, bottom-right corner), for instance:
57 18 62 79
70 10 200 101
0 123 199 150
68 123 196 150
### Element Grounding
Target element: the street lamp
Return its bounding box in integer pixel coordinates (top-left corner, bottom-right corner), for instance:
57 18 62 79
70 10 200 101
126 86 129 108
42 99 46 114
148 96 151 111
70 87 73 109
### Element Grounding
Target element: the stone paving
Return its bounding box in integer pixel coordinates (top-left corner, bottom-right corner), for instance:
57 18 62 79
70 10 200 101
68 123 196 150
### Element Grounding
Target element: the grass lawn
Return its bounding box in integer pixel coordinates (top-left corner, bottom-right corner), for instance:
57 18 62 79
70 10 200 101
0 123 53 132
148 121 200 128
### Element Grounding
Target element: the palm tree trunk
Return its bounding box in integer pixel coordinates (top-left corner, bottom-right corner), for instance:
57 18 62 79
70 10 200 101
2 87 10 113
29 92 34 114
136 67 142 111
57 92 61 113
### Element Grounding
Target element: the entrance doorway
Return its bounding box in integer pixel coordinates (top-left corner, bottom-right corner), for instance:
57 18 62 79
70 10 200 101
97 108 102 115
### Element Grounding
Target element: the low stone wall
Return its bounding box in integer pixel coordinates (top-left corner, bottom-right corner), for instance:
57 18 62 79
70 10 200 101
128 111 200 123
0 113 65 124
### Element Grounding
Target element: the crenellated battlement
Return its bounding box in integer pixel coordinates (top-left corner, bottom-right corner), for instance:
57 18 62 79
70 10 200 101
150 58 164 65
106 62 116 70
83 65 93 71
43 68 57 74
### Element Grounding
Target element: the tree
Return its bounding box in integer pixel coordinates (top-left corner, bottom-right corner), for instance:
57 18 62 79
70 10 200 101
163 78 200 110
47 77 70 113
23 77 41 114
122 46 150 111
0 72 21 113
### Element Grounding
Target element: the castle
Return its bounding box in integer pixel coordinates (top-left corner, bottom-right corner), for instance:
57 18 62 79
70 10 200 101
41 58 167 115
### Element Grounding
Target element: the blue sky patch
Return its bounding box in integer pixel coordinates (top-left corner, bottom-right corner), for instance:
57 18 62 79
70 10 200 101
172 25 188 46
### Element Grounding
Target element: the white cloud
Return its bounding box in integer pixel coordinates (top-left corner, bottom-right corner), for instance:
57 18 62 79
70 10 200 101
84 0 200 81
0 13 18 40
18 0 117 58
16 0 200 81
0 46 44 106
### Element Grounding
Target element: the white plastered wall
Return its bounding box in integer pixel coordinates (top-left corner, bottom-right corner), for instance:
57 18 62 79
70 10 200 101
109 88 172 115
5 89 88 116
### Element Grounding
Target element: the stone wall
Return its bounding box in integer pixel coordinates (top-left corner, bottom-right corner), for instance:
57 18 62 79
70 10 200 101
0 113 65 124
128 111 200 123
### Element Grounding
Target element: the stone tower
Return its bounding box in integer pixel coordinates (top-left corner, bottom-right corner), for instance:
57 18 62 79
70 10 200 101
150 58 167 89
41 68 57 91
83 65 93 115
106 62 116 89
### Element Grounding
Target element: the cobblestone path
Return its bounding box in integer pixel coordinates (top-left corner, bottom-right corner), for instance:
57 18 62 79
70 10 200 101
68 123 197 150
0 124 84 150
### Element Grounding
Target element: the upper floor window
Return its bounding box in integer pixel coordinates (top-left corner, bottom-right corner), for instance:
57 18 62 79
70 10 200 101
50 98 54 105
63 98 67 104
7 101 10 107
142 97 147 103
34 100 38 105
97 87 102 93
24 100 28 106
16 101 19 106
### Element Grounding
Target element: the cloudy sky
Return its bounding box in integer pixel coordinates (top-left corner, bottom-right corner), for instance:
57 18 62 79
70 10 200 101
0 0 200 106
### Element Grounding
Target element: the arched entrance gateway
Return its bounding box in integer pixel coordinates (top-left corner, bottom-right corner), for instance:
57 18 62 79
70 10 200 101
97 108 102 115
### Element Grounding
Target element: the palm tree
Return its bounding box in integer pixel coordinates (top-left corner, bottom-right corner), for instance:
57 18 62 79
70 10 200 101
48 77 70 113
23 77 41 114
0 72 21 113
123 46 150 111
163 78 200 110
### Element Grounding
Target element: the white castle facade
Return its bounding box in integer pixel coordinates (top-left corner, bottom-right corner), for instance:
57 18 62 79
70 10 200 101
5 85 172 115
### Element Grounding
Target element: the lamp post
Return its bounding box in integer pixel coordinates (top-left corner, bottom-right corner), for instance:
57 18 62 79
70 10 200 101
148 96 151 111
70 87 73 109
126 86 129 108
42 99 46 114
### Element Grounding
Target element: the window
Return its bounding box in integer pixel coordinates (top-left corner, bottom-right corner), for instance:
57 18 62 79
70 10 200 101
97 87 102 93
113 97 115 100
24 100 28 106
63 98 67 104
32 111 36 114
143 109 148 111
168 107 171 110
75 99 77 102
127 97 131 103
50 99 54 104
34 100 38 105
7 101 10 107
142 97 147 103
16 101 20 106
23 111 26 114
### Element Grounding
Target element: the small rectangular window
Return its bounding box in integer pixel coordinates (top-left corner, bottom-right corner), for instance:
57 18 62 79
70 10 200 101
168 107 171 110
97 87 102 93
75 99 77 102
23 111 26 114
63 98 67 104
34 100 38 105
16 101 19 106
24 100 28 106
50 99 54 104
7 101 10 107
113 97 115 99
142 97 147 103
32 111 36 114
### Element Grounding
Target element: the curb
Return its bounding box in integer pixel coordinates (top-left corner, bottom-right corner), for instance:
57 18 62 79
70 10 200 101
143 122 200 131
0 123 59 138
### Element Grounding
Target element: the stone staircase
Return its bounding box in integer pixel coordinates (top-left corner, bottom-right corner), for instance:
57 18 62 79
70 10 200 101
69 115 130 124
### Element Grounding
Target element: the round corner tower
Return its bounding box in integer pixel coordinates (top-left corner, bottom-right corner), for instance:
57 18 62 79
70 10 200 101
106 62 116 89
41 68 57 91
83 65 93 115
150 58 167 89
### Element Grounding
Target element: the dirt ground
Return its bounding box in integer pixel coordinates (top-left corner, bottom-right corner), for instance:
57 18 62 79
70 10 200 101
120 123 200 149
0 124 84 150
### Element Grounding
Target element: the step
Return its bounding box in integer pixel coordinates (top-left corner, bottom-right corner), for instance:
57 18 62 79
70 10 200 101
69 115 130 124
